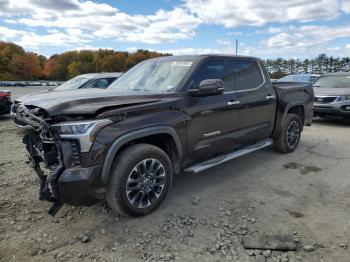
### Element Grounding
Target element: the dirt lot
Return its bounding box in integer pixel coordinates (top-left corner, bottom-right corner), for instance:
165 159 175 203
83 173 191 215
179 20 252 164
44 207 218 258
0 88 349 262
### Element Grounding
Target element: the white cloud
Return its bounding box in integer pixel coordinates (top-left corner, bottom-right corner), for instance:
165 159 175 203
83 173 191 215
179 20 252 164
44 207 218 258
249 25 350 57
0 26 93 49
227 31 244 36
92 8 201 44
327 46 342 51
263 25 350 49
0 26 26 39
185 0 340 27
16 31 91 49
341 0 350 13
0 0 117 17
1 0 350 58
217 39 231 46
1 0 201 45
267 27 283 34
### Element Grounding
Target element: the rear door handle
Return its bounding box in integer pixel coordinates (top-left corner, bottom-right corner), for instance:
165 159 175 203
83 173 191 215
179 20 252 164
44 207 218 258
227 100 240 106
266 95 276 100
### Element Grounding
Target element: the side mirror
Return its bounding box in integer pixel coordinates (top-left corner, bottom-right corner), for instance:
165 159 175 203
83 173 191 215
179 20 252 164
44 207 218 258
189 79 224 96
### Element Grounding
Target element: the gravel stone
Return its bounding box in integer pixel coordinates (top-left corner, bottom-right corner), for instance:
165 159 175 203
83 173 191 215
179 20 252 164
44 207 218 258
79 233 89 243
303 245 315 252
191 197 200 205
262 250 271 257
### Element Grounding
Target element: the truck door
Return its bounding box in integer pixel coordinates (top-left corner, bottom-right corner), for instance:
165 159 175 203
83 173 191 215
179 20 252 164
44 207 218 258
184 58 241 165
228 59 277 144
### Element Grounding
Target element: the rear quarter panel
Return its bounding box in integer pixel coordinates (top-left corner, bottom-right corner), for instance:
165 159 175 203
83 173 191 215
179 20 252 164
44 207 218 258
272 82 314 137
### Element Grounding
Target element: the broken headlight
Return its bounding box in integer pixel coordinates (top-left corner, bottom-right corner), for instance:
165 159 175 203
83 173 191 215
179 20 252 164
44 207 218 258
52 119 112 152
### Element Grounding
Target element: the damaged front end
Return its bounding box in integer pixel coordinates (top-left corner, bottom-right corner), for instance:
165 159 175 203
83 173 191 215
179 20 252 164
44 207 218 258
17 104 65 216
13 103 112 216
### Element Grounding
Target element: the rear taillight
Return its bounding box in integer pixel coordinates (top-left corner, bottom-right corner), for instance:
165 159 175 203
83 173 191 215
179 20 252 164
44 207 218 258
0 92 11 97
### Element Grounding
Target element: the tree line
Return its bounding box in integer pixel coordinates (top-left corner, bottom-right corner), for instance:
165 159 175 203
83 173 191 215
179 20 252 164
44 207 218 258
1 41 350 81
265 54 350 79
0 42 169 81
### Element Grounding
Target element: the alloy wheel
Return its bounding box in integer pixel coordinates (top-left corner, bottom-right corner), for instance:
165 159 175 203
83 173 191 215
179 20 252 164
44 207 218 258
286 120 300 149
125 158 166 208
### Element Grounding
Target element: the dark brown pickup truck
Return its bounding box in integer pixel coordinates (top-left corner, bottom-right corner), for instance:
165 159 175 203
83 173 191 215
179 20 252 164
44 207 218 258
11 55 314 216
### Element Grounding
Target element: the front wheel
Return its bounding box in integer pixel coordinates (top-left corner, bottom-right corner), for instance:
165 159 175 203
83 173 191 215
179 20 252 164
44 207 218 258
274 113 302 153
106 144 173 216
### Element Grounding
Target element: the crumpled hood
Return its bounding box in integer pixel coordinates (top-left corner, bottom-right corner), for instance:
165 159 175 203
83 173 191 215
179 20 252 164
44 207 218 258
16 89 165 116
314 87 350 96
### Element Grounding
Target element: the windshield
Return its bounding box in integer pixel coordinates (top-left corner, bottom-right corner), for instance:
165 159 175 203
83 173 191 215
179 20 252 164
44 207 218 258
108 59 193 93
313 75 350 88
54 76 89 91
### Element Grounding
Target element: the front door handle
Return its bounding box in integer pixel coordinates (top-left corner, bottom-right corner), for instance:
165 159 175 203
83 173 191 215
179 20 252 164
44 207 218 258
227 100 240 106
266 95 276 100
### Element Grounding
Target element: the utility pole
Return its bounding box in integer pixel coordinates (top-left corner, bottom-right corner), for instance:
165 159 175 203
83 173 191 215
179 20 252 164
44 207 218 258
235 39 238 55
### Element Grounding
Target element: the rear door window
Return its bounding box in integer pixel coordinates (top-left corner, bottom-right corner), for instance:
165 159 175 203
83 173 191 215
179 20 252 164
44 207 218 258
228 60 264 91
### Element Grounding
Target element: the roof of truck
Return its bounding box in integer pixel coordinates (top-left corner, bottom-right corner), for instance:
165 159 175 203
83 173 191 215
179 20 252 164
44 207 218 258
153 54 261 61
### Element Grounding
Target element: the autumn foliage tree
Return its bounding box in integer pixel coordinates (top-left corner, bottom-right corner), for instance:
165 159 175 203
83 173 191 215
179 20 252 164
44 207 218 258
40 49 171 80
0 41 171 81
0 42 42 80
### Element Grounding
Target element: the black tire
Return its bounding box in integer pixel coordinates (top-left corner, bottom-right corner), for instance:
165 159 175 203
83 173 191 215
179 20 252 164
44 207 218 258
274 113 302 153
106 143 173 217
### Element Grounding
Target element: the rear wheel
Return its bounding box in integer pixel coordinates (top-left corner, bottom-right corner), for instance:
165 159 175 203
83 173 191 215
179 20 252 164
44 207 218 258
274 113 302 153
106 144 173 216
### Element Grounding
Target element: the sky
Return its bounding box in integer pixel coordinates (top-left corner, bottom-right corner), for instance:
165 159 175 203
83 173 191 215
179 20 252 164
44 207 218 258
0 0 350 59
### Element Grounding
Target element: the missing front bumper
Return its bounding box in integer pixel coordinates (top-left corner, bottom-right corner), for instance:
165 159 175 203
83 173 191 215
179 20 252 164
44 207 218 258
31 160 64 216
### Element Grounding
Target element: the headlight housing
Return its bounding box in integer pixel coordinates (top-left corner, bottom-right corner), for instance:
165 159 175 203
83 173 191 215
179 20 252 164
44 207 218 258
52 119 112 152
337 95 350 102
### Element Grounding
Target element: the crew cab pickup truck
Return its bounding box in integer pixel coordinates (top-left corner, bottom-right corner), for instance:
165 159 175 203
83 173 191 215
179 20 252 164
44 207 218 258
11 55 314 216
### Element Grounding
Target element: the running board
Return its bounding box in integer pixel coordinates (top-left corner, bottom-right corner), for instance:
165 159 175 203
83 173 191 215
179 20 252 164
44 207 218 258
185 139 273 174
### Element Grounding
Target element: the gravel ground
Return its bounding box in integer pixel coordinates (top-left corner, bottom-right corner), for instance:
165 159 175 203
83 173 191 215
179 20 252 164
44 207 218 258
0 88 349 262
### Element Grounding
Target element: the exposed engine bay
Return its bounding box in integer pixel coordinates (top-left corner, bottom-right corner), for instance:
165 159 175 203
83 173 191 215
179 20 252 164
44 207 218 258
13 103 65 215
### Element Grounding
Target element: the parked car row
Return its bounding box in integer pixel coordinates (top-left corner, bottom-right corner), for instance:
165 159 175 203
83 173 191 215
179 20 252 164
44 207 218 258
0 80 62 87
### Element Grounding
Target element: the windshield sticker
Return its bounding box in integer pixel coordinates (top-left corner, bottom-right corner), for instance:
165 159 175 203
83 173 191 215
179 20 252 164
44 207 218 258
171 61 192 67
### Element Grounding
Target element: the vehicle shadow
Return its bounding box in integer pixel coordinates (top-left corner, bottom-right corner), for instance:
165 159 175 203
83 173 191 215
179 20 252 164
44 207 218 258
313 117 349 127
0 115 10 121
167 148 280 205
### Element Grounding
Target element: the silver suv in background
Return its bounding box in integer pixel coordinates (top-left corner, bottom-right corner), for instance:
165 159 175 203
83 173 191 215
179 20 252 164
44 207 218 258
313 72 350 123
53 72 123 91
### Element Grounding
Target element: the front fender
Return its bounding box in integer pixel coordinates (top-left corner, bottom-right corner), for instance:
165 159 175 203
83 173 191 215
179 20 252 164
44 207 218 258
100 126 183 184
